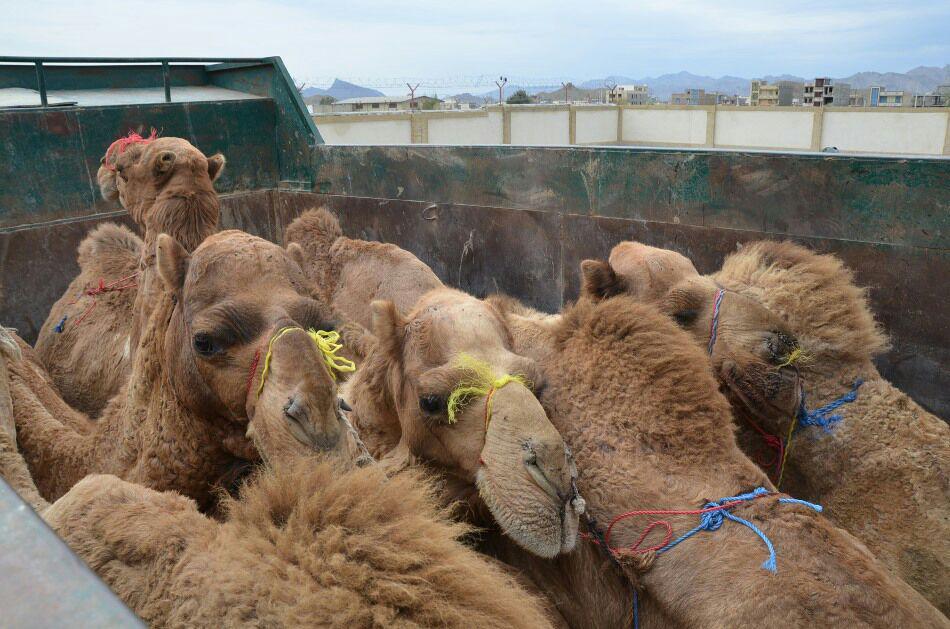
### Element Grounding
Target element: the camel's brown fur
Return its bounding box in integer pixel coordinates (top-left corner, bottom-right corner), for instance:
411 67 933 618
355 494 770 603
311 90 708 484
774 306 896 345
35 137 223 416
34 223 141 417
11 231 343 510
284 207 442 336
344 287 586 559
715 240 950 614
3 319 554 628
488 295 945 627
41 459 553 628
580 242 804 446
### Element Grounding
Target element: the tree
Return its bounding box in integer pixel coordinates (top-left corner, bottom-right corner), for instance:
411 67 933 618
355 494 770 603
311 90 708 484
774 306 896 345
506 89 532 104
319 96 336 105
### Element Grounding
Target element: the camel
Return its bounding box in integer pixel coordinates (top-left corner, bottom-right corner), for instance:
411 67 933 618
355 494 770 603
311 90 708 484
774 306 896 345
487 294 946 627
9 230 347 510
34 135 224 416
283 207 443 341
344 287 586 559
713 240 950 615
0 332 553 628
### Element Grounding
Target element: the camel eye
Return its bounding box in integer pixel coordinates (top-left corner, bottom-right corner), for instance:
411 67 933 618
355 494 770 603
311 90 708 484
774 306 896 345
419 395 446 415
193 333 217 357
673 309 698 327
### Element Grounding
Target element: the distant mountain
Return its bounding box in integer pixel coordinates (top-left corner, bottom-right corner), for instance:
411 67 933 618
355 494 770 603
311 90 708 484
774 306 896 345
837 65 950 92
578 65 950 100
302 79 384 102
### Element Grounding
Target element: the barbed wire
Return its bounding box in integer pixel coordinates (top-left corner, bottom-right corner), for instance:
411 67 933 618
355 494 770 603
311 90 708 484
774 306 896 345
299 75 597 90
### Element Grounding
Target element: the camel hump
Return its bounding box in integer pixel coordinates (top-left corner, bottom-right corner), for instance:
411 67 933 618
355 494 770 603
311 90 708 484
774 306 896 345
76 223 142 276
283 207 342 254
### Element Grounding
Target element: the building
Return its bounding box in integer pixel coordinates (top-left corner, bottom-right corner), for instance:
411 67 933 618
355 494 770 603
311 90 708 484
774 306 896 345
776 81 803 106
750 80 779 106
912 85 950 107
607 84 651 105
330 95 442 112
670 88 719 105
867 86 907 107
803 78 851 107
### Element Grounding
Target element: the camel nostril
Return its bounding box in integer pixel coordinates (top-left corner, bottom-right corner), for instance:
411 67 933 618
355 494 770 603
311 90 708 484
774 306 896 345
339 398 352 412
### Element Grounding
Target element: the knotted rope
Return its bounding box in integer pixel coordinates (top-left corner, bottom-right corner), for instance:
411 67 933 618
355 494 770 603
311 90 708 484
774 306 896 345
59 272 139 331
446 353 529 426
589 487 822 572
254 327 356 397
775 378 864 486
103 129 158 171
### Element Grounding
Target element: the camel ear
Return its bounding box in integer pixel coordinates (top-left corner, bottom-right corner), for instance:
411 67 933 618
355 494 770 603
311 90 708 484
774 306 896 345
580 259 626 301
207 153 226 182
371 300 406 360
156 234 190 292
153 150 176 177
286 242 307 273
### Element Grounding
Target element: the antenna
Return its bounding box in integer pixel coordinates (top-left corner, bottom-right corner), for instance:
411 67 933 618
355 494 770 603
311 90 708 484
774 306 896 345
495 76 508 103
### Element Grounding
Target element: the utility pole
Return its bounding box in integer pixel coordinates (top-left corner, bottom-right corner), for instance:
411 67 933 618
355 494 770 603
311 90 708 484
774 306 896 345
407 82 421 109
495 76 508 104
561 82 570 104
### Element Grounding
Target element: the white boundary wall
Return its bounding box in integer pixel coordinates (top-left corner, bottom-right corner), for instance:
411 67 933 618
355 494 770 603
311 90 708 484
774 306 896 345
314 105 950 156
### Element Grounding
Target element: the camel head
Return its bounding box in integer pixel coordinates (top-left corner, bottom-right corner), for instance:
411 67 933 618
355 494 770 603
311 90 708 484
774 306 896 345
99 135 224 250
349 287 584 558
155 230 352 463
581 241 803 431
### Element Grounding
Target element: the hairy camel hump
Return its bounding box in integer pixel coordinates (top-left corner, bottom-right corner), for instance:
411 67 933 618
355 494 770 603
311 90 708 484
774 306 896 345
284 207 443 332
34 223 140 417
42 459 555 628
715 240 950 615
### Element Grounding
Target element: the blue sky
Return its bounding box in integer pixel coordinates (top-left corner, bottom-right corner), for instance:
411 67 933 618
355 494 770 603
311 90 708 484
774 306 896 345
3 0 948 92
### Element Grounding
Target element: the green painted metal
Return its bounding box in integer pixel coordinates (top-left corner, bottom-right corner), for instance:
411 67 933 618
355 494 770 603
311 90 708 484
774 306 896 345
0 480 144 627
310 145 949 250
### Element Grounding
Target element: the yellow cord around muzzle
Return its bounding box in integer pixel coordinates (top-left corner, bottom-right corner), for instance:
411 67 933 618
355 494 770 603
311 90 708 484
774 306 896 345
778 346 810 369
446 353 530 427
257 326 356 396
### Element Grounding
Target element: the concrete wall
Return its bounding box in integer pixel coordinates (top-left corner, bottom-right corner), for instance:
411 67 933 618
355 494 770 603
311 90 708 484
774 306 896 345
715 110 815 150
314 105 950 156
574 108 619 144
509 108 570 145
622 108 709 145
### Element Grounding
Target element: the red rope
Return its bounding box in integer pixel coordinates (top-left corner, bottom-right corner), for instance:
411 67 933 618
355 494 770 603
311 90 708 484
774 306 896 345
584 497 765 557
245 348 262 397
67 272 139 327
739 414 785 480
103 129 158 171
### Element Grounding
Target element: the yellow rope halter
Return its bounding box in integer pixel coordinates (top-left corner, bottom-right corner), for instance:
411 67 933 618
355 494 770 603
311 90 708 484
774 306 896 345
257 326 356 396
446 353 530 426
777 346 809 369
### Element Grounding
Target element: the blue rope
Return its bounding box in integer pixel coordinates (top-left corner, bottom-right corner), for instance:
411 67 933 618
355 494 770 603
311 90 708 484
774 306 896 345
797 379 864 433
632 588 639 629
54 315 67 334
706 288 725 355
655 487 821 573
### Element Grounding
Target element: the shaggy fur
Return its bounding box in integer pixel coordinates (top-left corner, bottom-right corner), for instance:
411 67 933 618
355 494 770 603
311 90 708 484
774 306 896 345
489 296 946 627
33 223 141 416
715 240 950 614
284 207 443 341
34 138 223 417
41 459 553 628
10 232 341 510
344 288 584 559
0 329 48 512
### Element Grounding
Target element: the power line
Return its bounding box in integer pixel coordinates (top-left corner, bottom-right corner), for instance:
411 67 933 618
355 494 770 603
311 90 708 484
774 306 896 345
300 75 578 90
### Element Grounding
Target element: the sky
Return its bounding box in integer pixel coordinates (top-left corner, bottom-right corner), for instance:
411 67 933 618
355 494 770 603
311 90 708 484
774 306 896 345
3 0 948 94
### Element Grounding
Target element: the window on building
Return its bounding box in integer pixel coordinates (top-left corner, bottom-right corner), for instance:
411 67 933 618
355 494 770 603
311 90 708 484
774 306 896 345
389 103 397 109
372 103 380 109
354 104 363 110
